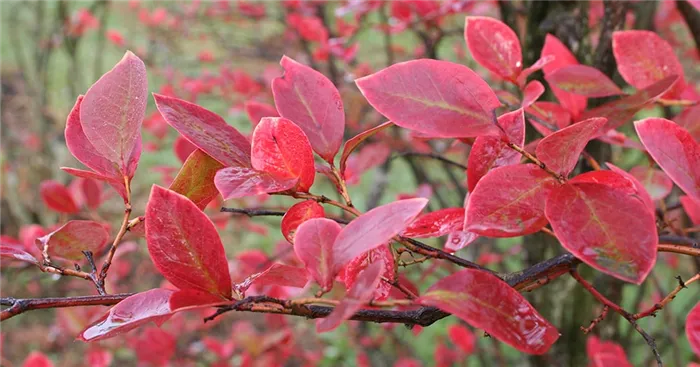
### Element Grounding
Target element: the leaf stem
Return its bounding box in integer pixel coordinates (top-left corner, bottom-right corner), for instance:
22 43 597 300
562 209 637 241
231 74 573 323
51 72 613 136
506 142 565 183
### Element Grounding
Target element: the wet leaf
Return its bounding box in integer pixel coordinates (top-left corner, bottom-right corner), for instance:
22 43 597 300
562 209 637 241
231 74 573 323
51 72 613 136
281 200 325 243
403 208 465 238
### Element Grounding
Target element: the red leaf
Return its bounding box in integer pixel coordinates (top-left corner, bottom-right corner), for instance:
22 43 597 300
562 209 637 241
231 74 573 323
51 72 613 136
629 166 673 202
444 230 479 252
527 102 571 136
332 198 428 273
545 179 658 284
0 244 39 265
80 51 146 177
403 208 465 238
418 269 559 354
79 178 103 210
169 289 232 311
535 117 607 176
580 76 678 133
521 81 545 108
466 164 558 237
464 16 522 81
467 108 525 191
173 135 197 164
676 104 700 142
245 263 309 289
687 301 700 356
606 164 655 213
541 34 586 118
153 94 251 167
613 30 685 99
169 150 224 210
40 180 80 214
272 56 344 162
251 117 315 192
79 289 175 341
635 118 700 200
281 200 325 243
293 218 340 291
587 336 632 367
546 65 623 97
22 352 54 367
60 168 127 200
64 96 122 181
244 100 279 128
356 59 501 138
36 220 110 261
342 245 395 301
214 166 297 200
343 142 391 185
516 55 554 87
316 261 384 332
340 121 394 177
681 196 700 225
146 185 232 299
448 325 476 355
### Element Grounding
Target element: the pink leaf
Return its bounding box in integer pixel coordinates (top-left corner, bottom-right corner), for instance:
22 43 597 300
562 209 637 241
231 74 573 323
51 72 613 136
146 185 232 299
169 150 224 210
466 164 558 237
342 245 395 301
60 168 127 200
293 218 341 291
444 231 479 252
403 208 465 238
243 100 279 128
613 30 685 99
527 102 571 136
681 196 700 225
629 166 673 202
545 178 658 284
464 16 522 81
546 65 624 97
36 220 110 261
79 289 175 341
272 56 344 162
173 135 197 164
169 289 232 311
467 108 525 191
214 166 297 200
635 118 700 200
251 117 315 192
316 260 384 332
0 244 39 265
687 301 700 356
448 325 476 355
332 198 428 273
153 94 251 168
281 200 325 243
40 180 80 214
343 142 391 185
606 164 655 213
80 51 146 177
536 117 607 176
246 263 309 289
541 34 586 118
418 269 559 354
521 81 545 108
356 59 501 138
64 96 122 180
340 121 394 177
22 352 54 367
516 55 554 87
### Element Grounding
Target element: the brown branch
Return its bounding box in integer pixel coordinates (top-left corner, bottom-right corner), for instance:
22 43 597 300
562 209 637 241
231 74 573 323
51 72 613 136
633 273 700 320
1 294 132 321
97 177 132 290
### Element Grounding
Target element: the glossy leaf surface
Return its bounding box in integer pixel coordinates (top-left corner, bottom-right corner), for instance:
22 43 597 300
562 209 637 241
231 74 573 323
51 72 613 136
418 269 559 354
466 164 558 237
356 59 501 138
635 118 700 200
281 200 325 243
146 186 232 299
272 56 345 162
403 208 465 238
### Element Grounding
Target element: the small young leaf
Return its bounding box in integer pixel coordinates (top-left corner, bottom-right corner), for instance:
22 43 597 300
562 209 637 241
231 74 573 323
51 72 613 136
153 94 251 168
546 65 623 97
332 198 428 273
214 166 297 200
316 261 384 332
251 117 315 192
79 289 175 342
466 164 558 237
80 51 147 177
40 180 80 214
294 218 340 291
464 16 522 81
467 108 525 191
535 117 607 176
613 30 685 99
541 34 586 118
418 269 560 354
546 179 658 284
403 208 465 238
146 185 232 299
36 220 109 261
340 121 394 177
687 301 700 356
272 56 345 162
243 100 279 129
169 150 225 210
635 118 700 200
281 200 325 243
521 81 545 108
356 59 501 138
